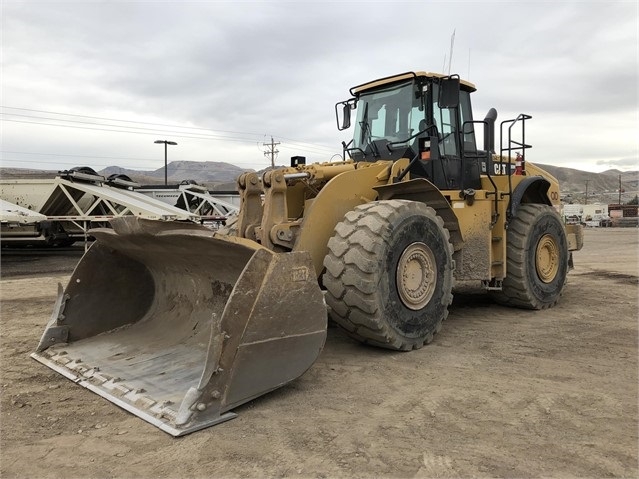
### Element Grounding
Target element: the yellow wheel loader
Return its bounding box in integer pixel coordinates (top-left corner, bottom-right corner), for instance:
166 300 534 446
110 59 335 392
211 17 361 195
32 71 584 436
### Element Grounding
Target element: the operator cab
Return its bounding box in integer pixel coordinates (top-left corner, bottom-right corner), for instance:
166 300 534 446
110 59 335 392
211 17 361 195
337 72 484 191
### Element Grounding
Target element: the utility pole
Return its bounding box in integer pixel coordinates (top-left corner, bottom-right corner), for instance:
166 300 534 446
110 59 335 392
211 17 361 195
618 174 622 205
263 137 280 168
584 180 590 205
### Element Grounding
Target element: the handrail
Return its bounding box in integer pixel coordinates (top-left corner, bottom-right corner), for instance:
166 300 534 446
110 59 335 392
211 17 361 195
500 114 532 219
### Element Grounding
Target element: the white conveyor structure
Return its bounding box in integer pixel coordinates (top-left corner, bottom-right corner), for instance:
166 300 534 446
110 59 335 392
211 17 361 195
0 172 201 246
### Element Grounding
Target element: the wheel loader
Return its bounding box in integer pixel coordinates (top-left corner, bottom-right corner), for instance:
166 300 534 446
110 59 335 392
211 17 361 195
32 71 584 436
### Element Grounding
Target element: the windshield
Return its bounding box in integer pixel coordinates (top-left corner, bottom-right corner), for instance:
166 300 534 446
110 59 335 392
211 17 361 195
352 80 425 151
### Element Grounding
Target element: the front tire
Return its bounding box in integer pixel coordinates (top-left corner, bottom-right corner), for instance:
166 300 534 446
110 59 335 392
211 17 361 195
322 200 454 351
493 203 569 309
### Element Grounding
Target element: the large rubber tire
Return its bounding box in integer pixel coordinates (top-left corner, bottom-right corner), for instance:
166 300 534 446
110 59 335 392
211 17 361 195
493 203 569 309
322 200 454 351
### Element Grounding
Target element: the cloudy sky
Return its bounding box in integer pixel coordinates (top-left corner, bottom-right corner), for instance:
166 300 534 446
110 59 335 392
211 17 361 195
1 0 637 175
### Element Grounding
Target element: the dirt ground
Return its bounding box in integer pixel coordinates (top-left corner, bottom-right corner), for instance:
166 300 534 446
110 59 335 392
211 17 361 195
1 228 637 478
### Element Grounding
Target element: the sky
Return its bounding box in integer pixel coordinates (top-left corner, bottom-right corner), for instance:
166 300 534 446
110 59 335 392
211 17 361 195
1 0 638 175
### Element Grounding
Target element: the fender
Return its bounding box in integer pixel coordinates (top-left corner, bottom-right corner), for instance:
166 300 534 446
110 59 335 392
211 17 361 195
374 178 463 251
509 176 551 218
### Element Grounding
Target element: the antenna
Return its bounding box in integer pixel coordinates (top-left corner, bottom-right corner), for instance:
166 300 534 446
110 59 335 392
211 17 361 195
448 29 456 74
468 48 471 80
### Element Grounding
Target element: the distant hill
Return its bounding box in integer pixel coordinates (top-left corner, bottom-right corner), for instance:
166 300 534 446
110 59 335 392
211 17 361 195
1 161 637 204
100 161 247 187
0 161 248 188
533 163 638 204
0 168 59 180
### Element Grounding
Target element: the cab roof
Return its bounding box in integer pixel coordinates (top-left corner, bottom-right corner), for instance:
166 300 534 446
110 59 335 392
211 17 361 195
350 71 476 96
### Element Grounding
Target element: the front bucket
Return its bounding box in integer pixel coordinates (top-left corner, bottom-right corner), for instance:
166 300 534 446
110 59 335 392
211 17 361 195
31 217 327 436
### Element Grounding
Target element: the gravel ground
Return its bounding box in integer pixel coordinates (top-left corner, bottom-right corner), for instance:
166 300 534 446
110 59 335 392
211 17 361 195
1 228 637 478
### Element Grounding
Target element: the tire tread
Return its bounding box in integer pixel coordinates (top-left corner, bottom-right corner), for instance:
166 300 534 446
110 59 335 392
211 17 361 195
323 200 454 351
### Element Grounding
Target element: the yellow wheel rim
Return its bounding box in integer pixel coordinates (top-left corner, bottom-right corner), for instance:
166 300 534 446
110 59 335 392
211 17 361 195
396 242 436 310
535 234 560 283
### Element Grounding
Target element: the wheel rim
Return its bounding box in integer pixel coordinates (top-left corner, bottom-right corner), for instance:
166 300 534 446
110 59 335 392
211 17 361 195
396 242 437 310
535 234 560 283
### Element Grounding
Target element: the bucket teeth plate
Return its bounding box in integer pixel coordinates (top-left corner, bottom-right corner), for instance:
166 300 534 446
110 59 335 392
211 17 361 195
32 217 327 436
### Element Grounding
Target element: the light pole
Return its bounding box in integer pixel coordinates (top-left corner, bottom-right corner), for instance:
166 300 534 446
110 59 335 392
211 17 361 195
584 180 590 205
154 140 177 185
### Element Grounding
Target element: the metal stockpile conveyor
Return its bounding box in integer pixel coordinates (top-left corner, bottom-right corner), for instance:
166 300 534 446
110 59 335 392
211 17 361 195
0 172 200 245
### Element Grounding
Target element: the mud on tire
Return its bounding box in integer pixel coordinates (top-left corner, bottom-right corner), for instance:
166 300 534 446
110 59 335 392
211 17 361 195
492 203 569 309
322 200 454 351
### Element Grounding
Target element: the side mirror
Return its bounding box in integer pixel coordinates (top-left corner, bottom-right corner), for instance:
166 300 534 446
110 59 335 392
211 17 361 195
335 99 355 131
341 103 351 130
439 76 460 108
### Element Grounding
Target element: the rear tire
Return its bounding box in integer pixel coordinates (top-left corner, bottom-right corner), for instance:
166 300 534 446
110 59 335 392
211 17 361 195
493 203 569 309
322 200 454 351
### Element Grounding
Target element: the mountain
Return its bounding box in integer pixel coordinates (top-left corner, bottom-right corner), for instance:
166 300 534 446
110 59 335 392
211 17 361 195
533 163 638 204
0 168 59 180
1 161 637 204
100 161 248 186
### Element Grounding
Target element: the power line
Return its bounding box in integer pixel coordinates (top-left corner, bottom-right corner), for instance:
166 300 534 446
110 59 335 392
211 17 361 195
1 106 267 137
0 142 333 170
1 111 265 143
0 150 159 162
0 106 338 154
2 117 337 156
1 118 266 145
1 106 345 172
0 157 262 173
0 157 155 170
0 155 261 170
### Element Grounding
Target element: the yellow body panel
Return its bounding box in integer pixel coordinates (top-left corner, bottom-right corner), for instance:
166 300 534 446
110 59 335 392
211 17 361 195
234 158 569 284
352 71 476 94
294 162 393 275
443 189 499 281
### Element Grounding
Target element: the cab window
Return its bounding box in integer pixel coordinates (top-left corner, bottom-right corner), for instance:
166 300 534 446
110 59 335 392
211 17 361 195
432 84 458 157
